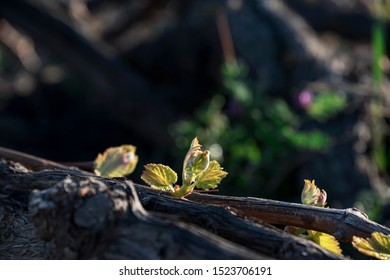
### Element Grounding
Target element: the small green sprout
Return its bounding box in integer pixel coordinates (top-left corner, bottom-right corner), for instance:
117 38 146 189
286 179 342 256
301 179 327 207
352 232 390 260
94 145 138 178
141 137 228 198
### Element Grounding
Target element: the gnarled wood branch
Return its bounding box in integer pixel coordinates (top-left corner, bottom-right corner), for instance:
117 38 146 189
185 191 390 243
1 146 389 248
0 160 340 259
1 147 390 259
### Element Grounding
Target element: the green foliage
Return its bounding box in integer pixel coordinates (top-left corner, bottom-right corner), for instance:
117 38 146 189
141 137 227 198
196 160 227 190
141 164 177 192
307 91 346 122
182 137 210 187
372 19 385 90
371 0 386 91
369 0 388 175
222 62 252 106
373 137 387 173
285 130 330 150
94 145 138 178
170 61 331 195
352 232 390 260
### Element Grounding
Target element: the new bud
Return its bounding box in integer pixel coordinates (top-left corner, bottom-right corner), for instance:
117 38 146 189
301 179 327 207
301 179 320 206
316 189 327 207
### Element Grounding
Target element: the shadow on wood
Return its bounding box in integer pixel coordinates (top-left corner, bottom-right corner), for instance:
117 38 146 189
0 159 353 259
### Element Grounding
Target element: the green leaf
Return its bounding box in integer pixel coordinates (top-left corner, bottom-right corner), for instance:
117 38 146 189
182 137 204 186
308 230 343 256
141 164 177 192
372 18 385 89
196 160 228 190
94 145 138 178
301 179 327 207
192 150 210 175
352 232 390 260
307 91 346 122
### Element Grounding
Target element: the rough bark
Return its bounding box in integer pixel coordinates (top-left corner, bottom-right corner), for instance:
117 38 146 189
0 159 351 260
0 160 262 259
185 189 390 243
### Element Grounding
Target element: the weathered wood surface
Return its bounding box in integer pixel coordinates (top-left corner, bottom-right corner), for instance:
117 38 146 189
0 159 350 260
185 190 390 243
1 157 389 260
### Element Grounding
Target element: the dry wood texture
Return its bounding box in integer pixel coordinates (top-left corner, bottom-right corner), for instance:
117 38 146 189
2 146 390 259
0 158 347 260
1 152 389 260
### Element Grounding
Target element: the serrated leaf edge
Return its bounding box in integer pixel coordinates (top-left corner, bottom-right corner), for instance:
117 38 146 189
141 163 178 192
196 160 228 190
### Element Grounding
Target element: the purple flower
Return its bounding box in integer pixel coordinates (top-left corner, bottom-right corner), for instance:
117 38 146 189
297 89 313 109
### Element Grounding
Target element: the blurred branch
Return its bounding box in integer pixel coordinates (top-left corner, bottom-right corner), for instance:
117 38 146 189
0 146 94 172
0 146 67 171
0 0 173 147
253 0 330 68
216 9 236 64
0 0 144 97
284 0 380 41
0 20 41 73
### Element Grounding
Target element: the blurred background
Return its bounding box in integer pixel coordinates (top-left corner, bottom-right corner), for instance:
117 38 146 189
0 0 390 230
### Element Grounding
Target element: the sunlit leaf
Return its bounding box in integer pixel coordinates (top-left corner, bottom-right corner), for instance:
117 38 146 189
196 160 228 190
301 179 327 207
308 230 343 256
141 164 177 192
192 150 210 175
94 145 138 178
182 137 203 186
352 232 390 260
